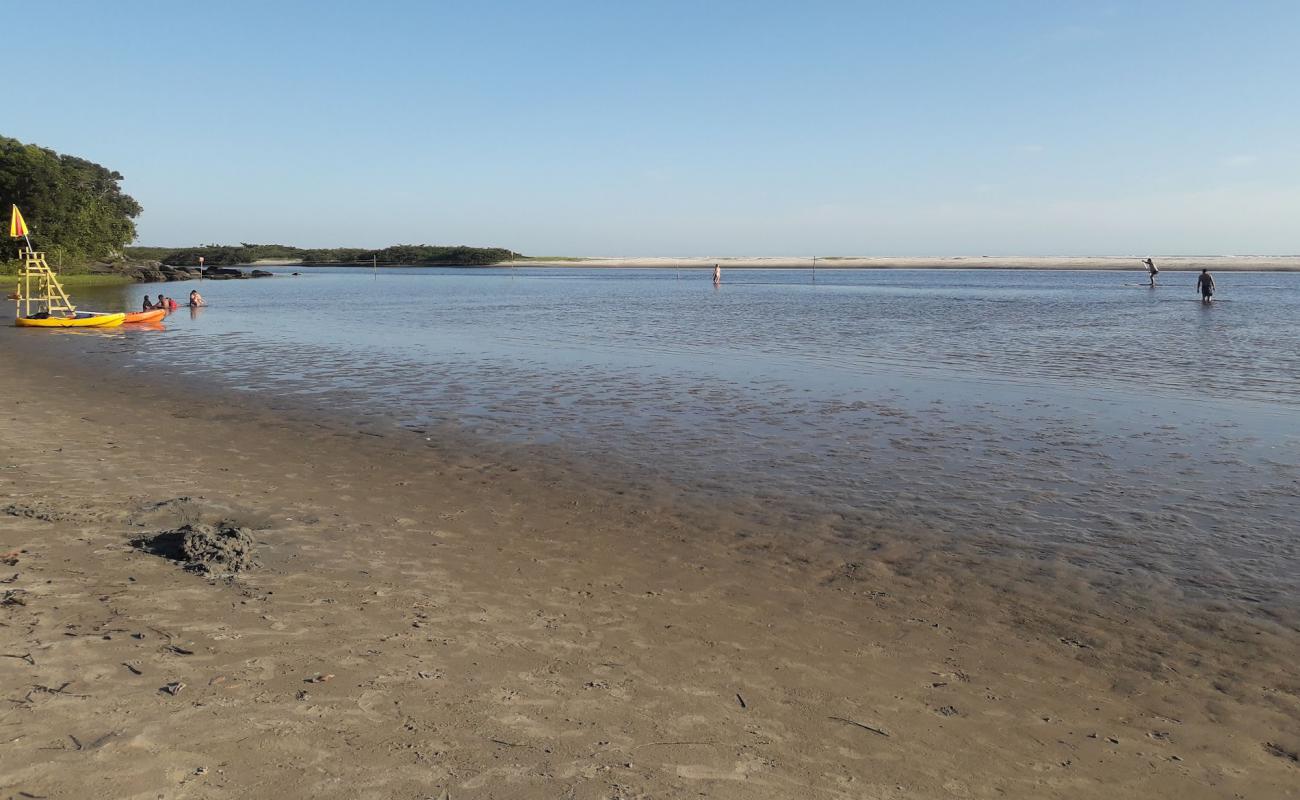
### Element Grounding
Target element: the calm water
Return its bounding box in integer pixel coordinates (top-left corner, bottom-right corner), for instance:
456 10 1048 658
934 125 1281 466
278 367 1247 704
16 267 1300 614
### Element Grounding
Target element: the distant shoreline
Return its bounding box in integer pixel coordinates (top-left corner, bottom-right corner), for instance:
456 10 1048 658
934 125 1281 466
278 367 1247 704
240 255 1300 272
499 256 1300 271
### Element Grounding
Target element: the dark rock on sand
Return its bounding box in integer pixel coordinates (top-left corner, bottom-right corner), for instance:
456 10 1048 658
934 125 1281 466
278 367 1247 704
134 522 258 575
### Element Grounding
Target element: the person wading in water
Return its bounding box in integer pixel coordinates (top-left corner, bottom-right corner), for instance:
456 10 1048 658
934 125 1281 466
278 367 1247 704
1196 269 1215 303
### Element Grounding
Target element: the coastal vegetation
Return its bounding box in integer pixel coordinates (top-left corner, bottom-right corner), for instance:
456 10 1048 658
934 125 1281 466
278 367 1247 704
126 243 519 267
0 135 142 272
0 136 515 274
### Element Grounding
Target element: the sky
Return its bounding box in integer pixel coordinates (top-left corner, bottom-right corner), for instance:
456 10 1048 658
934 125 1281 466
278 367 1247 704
4 0 1299 255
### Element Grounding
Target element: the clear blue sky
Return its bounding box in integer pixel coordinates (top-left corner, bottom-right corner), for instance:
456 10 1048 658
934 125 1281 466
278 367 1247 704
7 0 1299 255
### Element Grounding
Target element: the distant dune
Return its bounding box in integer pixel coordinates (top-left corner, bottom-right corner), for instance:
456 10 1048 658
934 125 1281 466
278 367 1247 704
510 255 1300 271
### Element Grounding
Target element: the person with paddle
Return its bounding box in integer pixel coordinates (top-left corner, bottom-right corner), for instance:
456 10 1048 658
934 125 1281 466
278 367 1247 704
1143 258 1159 286
1196 269 1215 303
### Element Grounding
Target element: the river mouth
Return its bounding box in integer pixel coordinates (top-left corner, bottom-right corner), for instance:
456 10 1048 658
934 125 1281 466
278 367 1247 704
4 342 1298 799
18 266 1300 623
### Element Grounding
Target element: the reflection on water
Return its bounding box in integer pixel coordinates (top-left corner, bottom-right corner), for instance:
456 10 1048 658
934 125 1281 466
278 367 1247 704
30 267 1300 614
78 267 1300 406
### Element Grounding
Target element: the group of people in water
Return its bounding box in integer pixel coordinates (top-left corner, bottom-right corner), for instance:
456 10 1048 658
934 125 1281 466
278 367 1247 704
1142 258 1216 302
718 258 1215 302
143 289 205 311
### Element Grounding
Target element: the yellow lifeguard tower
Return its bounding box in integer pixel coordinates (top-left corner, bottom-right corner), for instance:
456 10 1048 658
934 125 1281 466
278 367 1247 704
13 245 78 318
9 204 124 328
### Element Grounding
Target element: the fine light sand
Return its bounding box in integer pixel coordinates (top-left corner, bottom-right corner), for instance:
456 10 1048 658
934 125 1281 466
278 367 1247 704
1 353 1297 799
507 256 1300 271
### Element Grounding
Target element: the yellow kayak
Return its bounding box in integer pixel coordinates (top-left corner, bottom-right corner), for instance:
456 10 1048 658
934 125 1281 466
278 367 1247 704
15 311 126 328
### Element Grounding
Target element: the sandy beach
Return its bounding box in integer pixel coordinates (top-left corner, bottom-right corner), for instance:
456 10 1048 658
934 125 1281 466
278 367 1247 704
1 347 1297 799
503 256 1300 271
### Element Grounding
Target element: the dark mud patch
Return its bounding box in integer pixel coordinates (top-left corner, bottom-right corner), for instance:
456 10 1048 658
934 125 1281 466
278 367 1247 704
134 522 259 576
3 502 116 524
1265 741 1299 764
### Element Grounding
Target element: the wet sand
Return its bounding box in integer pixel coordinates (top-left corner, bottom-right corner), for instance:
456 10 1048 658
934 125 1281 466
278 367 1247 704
507 256 1300 271
1 351 1297 798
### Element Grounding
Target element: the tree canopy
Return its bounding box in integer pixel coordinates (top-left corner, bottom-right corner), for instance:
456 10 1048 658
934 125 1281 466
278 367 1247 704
0 136 517 270
0 135 142 266
127 243 519 267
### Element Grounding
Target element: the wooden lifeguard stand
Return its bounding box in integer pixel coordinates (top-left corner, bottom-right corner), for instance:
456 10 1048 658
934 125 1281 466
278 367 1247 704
12 245 76 319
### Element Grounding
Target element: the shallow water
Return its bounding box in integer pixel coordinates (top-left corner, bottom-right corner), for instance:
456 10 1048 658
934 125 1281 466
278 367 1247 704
15 267 1300 614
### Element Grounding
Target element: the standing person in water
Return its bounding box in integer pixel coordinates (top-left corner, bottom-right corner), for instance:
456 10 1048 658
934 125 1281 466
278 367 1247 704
1196 269 1215 303
1143 258 1159 286
188 289 206 307
712 263 721 286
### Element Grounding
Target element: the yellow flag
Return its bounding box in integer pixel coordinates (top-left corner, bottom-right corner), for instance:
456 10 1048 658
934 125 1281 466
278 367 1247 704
9 205 28 238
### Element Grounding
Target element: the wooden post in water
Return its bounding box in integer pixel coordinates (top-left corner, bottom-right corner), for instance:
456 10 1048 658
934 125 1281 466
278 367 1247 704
812 255 817 284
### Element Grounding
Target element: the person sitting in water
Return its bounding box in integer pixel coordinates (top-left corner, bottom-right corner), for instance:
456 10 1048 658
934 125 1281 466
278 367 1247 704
142 295 156 311
188 289 206 307
166 296 179 310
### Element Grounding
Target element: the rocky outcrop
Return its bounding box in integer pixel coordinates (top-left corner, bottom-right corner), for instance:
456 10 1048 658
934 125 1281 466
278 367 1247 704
88 260 205 283
81 261 275 282
198 267 275 279
89 260 163 282
161 265 203 281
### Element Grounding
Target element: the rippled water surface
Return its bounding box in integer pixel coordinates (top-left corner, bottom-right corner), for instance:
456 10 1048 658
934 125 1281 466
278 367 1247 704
18 267 1300 612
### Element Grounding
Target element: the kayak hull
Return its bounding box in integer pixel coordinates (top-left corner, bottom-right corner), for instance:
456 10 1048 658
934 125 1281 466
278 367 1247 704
15 312 126 328
123 308 167 324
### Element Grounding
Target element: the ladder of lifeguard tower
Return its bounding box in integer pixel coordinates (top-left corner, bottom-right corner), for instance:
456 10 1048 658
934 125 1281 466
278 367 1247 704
14 247 76 318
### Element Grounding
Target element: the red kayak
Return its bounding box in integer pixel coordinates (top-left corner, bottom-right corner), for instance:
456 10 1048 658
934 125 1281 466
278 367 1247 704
123 308 167 324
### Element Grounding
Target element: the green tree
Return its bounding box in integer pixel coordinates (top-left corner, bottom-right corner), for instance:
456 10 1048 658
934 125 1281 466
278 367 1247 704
0 135 142 268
